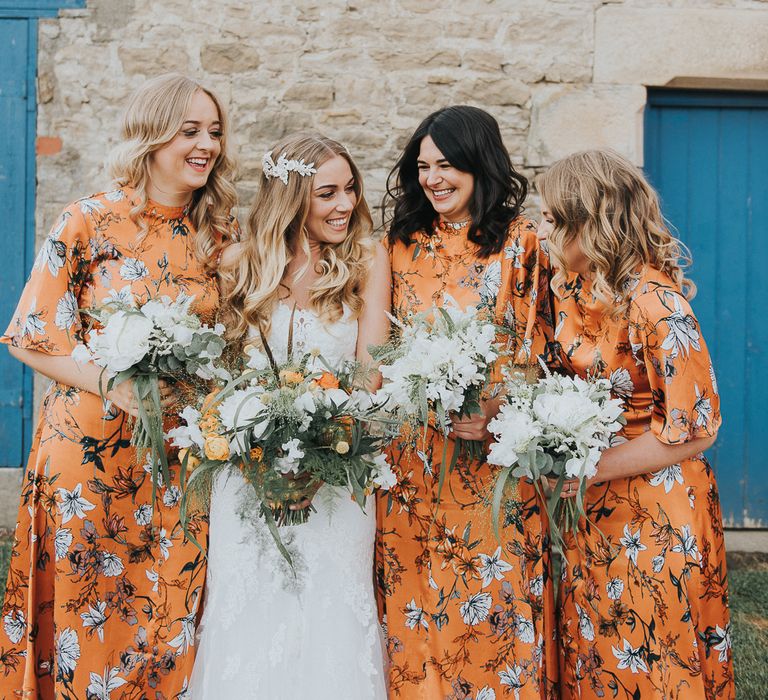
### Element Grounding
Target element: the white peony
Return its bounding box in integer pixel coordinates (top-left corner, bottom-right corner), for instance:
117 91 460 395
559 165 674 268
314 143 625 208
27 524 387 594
90 311 154 373
487 407 542 469
218 389 268 437
533 392 599 435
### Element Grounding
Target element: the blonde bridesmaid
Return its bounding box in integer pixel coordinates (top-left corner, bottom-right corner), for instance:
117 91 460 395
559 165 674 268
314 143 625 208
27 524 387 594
538 149 734 700
0 74 238 698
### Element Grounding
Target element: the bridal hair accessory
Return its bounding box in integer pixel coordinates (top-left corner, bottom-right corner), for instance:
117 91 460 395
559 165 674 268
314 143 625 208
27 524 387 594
262 151 318 185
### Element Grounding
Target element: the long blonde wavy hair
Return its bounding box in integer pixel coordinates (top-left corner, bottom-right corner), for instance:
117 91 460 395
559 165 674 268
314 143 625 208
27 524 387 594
537 149 695 317
108 73 237 272
220 133 375 343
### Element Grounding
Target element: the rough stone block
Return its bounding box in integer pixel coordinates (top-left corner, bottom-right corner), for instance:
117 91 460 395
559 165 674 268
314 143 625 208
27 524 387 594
118 46 191 76
526 84 647 167
201 43 260 74
502 5 595 83
595 6 768 84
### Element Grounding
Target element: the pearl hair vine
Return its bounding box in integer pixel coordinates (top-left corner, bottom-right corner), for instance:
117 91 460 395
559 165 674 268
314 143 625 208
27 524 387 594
262 151 318 185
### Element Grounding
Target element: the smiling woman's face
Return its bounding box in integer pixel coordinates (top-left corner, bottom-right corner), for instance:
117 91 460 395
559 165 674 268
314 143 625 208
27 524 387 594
148 90 222 203
416 135 474 224
304 155 357 246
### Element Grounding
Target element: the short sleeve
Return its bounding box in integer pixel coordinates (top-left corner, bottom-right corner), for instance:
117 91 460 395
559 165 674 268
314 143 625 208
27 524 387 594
1 203 92 355
629 283 721 444
500 221 553 365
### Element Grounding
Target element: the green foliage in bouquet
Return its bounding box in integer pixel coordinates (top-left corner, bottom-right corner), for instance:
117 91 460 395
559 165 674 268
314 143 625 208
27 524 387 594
172 335 397 565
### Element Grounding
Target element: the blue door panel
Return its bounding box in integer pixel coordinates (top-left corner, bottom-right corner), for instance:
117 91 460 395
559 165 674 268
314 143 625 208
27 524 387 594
0 19 30 468
745 109 768 523
645 89 768 527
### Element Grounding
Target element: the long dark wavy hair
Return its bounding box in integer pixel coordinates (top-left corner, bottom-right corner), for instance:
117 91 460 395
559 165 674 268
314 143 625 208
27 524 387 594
383 105 528 257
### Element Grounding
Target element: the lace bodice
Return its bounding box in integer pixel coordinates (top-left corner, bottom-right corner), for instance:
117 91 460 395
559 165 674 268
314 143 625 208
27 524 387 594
254 301 358 369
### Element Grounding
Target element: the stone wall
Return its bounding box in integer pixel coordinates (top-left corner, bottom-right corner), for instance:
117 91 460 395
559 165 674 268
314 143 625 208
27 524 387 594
36 0 768 234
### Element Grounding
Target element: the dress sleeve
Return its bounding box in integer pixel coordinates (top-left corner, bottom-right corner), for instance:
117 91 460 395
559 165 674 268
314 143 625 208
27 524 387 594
1 203 92 356
629 283 721 444
499 221 553 366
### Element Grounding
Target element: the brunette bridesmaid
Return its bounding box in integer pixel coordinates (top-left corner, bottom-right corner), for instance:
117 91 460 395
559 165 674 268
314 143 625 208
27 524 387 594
376 106 558 699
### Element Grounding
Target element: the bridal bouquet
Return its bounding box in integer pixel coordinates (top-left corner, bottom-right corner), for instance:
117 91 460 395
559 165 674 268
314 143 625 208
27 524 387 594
72 288 227 497
371 302 502 499
170 342 396 561
486 364 625 550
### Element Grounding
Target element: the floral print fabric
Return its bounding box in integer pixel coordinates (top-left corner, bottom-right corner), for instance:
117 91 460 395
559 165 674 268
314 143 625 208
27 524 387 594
376 219 558 699
550 267 735 699
0 188 233 699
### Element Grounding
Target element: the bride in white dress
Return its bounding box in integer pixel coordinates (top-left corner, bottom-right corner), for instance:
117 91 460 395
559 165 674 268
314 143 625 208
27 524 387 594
190 134 391 699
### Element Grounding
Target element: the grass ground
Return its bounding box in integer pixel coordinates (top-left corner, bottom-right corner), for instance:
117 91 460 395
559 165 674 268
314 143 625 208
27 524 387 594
0 533 763 695
725 551 768 699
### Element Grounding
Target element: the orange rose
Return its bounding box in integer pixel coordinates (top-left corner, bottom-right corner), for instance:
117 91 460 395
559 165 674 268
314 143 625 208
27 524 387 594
279 369 305 386
317 372 340 390
201 392 221 414
204 435 230 461
199 413 221 436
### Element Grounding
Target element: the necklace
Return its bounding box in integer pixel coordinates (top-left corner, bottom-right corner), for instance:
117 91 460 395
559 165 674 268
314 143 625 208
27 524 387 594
441 219 470 230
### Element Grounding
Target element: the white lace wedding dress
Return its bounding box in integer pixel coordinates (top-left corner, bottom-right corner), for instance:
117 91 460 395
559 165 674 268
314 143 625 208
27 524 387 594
190 303 387 700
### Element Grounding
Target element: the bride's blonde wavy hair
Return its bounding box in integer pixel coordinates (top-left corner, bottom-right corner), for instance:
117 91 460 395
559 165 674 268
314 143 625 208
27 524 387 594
107 73 237 273
537 149 695 317
220 133 375 343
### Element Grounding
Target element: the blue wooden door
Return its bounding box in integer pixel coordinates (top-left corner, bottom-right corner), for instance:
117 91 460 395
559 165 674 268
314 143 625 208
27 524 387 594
645 89 768 527
0 18 33 467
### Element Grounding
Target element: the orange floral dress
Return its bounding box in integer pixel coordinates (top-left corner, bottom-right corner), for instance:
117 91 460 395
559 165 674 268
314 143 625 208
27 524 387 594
0 188 235 699
376 219 559 699
550 267 734 699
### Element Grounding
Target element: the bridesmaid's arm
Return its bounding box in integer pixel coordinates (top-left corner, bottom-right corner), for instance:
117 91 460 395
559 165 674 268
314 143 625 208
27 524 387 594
6 346 173 417
559 431 716 498
595 431 715 481
356 242 391 390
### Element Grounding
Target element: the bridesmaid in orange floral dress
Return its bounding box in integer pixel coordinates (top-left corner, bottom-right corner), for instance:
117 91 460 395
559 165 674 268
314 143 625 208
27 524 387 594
0 74 238 698
376 106 558 699
537 149 734 699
